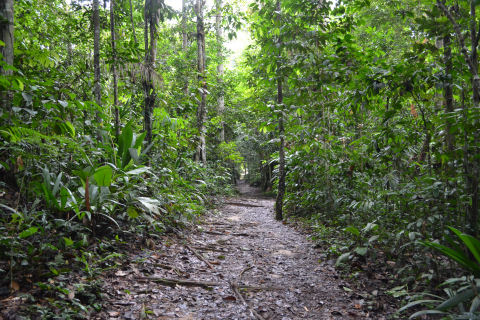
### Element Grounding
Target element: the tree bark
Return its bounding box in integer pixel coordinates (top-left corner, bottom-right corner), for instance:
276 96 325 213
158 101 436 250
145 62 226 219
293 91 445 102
93 0 102 125
182 0 188 96
110 0 120 139
0 0 14 73
195 0 207 164
143 0 157 145
274 0 285 221
443 34 455 153
469 0 479 236
0 0 14 114
215 0 225 142
129 0 138 44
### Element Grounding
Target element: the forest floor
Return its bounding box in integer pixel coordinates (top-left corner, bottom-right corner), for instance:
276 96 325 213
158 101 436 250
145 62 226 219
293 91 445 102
94 182 397 320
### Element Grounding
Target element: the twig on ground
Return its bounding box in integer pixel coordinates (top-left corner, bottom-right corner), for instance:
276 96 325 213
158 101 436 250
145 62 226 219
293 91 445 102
185 244 214 269
239 266 254 281
139 277 222 288
231 281 266 320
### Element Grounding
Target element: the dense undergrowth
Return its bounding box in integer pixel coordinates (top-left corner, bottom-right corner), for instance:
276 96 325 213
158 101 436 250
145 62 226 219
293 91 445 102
3 0 480 318
0 0 241 317
238 0 480 318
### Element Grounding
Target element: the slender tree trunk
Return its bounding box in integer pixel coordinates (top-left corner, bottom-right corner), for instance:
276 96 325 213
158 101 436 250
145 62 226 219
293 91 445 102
195 0 207 164
110 0 120 139
443 34 455 153
182 0 189 96
469 0 479 236
215 0 225 142
0 0 13 72
143 1 155 144
275 0 285 221
129 0 138 44
93 0 102 126
0 0 14 114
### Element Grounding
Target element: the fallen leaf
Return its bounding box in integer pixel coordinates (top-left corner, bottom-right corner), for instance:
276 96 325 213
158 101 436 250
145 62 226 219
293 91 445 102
68 288 75 300
10 281 20 292
222 295 237 301
115 270 129 277
108 311 120 317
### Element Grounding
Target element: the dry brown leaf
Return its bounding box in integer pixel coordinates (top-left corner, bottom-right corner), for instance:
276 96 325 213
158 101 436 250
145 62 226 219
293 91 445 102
10 281 20 292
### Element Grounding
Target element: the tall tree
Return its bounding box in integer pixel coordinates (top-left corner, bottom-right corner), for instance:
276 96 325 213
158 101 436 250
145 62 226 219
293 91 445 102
182 0 189 96
0 0 14 112
274 0 285 221
129 0 138 44
0 0 13 72
195 0 207 164
443 33 455 153
215 0 225 142
110 0 120 138
93 0 102 125
437 0 480 236
143 0 161 144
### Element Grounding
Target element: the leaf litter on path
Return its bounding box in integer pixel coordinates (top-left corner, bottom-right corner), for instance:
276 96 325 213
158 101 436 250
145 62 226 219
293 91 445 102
95 183 393 319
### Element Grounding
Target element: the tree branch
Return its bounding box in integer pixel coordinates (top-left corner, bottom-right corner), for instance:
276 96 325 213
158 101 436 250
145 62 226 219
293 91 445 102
436 0 476 74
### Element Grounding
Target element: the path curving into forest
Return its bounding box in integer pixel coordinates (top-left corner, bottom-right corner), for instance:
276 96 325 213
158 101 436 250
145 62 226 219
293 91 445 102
96 183 390 319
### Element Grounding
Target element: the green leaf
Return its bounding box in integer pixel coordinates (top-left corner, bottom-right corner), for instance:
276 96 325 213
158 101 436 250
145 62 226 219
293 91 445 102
93 165 113 187
118 122 134 169
126 167 150 175
449 227 480 266
436 286 480 311
335 252 351 266
64 237 74 247
127 206 139 219
344 226 360 237
63 121 75 137
421 241 480 275
409 310 445 319
19 226 38 239
354 247 368 256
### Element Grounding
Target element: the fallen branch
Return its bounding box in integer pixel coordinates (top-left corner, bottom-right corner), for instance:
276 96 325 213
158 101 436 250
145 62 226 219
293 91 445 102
202 230 224 235
154 263 185 276
232 233 252 237
231 281 266 320
139 277 222 288
185 244 214 269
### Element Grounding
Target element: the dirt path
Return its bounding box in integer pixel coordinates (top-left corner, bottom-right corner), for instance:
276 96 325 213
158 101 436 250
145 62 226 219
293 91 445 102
97 183 389 319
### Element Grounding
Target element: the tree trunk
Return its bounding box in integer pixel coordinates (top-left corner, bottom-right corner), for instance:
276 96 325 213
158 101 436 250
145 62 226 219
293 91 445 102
195 0 207 164
182 0 188 96
143 0 156 145
110 0 120 139
0 0 14 113
129 0 138 44
93 0 102 125
0 0 14 73
215 0 225 142
443 34 455 153
274 0 285 221
469 0 480 236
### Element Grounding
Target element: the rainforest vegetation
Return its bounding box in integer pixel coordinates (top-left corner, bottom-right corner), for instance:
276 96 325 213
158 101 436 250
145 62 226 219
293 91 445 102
2 0 480 318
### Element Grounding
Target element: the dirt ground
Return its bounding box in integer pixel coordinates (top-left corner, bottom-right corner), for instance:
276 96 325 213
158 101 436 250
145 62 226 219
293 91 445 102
95 183 395 320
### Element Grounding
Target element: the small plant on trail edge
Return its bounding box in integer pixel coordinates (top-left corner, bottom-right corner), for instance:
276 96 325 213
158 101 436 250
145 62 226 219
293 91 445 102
399 227 480 318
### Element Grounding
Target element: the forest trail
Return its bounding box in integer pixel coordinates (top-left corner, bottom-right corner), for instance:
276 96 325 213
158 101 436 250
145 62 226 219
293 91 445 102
96 183 390 319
